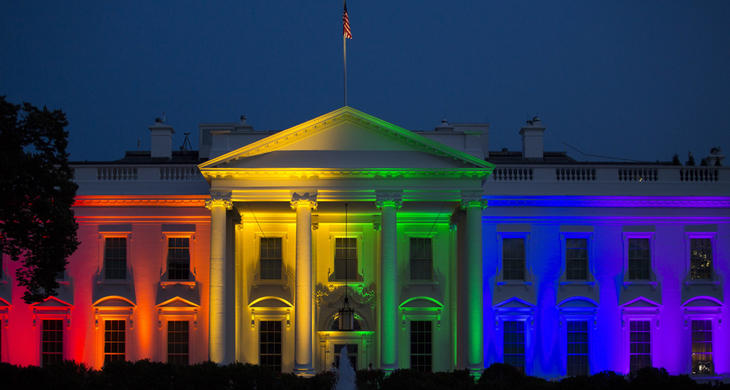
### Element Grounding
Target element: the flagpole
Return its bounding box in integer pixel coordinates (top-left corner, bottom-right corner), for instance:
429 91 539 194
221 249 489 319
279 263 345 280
344 29 347 107
343 0 348 107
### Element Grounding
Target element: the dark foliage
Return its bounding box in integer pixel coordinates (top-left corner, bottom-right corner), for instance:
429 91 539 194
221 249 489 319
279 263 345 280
0 361 728 390
0 96 79 303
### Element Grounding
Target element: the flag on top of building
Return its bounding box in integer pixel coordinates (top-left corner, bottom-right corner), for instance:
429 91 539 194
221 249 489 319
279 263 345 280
343 2 352 39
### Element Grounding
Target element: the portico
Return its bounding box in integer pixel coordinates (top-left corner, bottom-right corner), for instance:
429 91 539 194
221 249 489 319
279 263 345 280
198 107 493 373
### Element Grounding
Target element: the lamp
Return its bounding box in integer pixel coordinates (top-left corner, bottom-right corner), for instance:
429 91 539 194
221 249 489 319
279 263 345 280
337 203 355 331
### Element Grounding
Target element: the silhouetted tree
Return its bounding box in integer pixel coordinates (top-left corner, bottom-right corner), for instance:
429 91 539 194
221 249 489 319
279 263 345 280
686 152 696 166
0 96 78 303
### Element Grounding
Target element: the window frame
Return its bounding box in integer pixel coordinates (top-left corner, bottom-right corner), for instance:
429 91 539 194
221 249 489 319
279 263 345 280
161 231 196 283
31 297 72 366
494 298 535 375
40 319 65 366
93 310 133 368
97 226 132 282
328 232 363 283
258 320 283 372
103 319 127 365
557 297 597 377
622 232 657 285
684 232 717 283
409 320 433 372
497 232 532 285
254 232 288 282
166 320 190 365
681 297 721 377
620 297 660 374
559 231 595 284
156 301 199 364
408 236 434 281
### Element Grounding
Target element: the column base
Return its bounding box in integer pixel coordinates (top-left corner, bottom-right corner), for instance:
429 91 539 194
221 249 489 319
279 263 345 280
467 365 483 378
293 366 315 377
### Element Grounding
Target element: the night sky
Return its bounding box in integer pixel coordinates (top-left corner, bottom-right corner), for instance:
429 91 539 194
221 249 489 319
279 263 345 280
2 1 729 163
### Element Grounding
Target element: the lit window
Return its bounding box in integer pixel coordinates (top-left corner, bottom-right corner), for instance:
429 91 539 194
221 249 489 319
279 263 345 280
690 239 712 280
410 238 432 280
41 319 63 366
167 238 190 280
104 320 126 364
503 320 525 372
168 321 189 365
334 238 357 281
628 239 650 280
334 344 358 369
260 237 282 280
410 320 432 372
566 239 588 280
503 238 525 280
629 320 651 372
567 320 589 376
691 320 713 375
259 321 282 372
104 237 127 279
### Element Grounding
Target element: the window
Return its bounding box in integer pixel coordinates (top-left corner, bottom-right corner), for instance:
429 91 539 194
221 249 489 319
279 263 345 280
567 320 589 376
168 321 189 365
691 320 713 375
566 239 588 280
104 320 126 364
259 321 281 372
41 319 63 366
629 320 651 372
628 239 650 280
260 238 282 280
690 239 713 280
503 238 525 280
410 238 432 280
104 237 127 279
334 238 357 281
410 320 432 372
334 344 358 369
504 320 525 372
167 238 190 280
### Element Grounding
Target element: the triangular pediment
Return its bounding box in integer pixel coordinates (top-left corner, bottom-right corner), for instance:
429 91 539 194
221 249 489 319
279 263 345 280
199 106 493 174
156 296 200 309
32 296 72 307
621 296 660 308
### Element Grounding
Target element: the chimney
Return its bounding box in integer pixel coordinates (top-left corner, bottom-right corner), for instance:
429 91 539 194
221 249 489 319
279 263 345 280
519 116 545 159
149 117 174 159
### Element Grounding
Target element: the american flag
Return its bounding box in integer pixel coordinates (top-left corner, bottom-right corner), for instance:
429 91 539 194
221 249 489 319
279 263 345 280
343 3 352 39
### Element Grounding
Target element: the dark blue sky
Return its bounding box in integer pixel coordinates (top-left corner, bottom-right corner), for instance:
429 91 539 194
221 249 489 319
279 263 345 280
2 1 729 162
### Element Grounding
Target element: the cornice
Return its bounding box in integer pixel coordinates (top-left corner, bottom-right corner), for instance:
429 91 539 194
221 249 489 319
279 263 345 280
200 168 491 180
74 195 208 208
485 196 730 208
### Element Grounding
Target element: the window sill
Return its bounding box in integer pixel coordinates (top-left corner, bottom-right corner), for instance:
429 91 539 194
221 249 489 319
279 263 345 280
684 279 720 286
328 273 364 284
408 279 439 286
559 280 596 286
622 280 658 287
497 280 533 286
160 280 197 288
97 278 130 285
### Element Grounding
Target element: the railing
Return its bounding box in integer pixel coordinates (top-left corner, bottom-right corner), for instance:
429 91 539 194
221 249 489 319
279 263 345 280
492 167 533 181
74 165 204 183
680 167 719 182
160 166 200 181
97 167 137 181
618 168 658 182
556 167 595 181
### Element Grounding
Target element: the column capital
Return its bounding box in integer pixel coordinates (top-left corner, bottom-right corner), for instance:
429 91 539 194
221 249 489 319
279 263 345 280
290 191 317 210
460 190 487 209
206 191 233 210
375 190 402 209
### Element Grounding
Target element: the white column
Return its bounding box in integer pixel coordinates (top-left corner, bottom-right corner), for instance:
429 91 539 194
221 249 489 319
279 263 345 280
292 192 317 376
376 190 401 372
461 190 485 374
206 191 232 363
